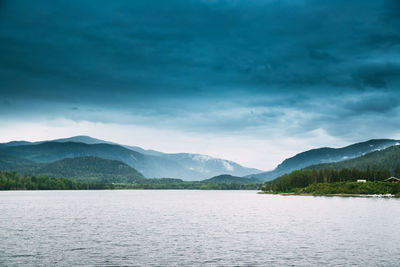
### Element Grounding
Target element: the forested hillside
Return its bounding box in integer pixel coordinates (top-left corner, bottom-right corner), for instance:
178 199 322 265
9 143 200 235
249 139 399 181
262 168 393 193
202 174 260 184
307 145 400 174
33 156 146 183
0 172 114 190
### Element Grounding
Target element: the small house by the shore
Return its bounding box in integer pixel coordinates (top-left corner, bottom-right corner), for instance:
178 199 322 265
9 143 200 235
384 177 400 183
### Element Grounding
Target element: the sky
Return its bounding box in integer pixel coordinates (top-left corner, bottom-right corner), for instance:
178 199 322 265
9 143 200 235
0 0 400 170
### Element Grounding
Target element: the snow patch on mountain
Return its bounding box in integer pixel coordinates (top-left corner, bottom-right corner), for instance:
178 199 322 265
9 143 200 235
192 154 213 162
223 161 234 171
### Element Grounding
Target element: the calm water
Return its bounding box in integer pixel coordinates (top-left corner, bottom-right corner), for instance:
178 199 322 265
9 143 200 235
0 190 399 266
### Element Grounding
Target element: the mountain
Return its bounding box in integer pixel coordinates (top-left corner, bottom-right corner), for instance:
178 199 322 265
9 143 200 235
161 153 261 178
0 153 146 184
51 136 164 156
0 138 261 180
306 145 400 174
0 153 38 172
248 139 400 181
2 141 33 147
33 156 146 183
1 136 163 156
202 174 260 184
0 142 182 178
51 136 261 177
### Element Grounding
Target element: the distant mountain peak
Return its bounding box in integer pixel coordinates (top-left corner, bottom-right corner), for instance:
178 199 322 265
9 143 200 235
51 135 107 144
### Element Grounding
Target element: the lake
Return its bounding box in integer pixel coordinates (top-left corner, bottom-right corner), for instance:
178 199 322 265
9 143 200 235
0 190 399 266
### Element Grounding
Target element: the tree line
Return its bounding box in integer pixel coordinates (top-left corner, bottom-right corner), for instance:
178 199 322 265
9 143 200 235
298 181 400 195
261 166 398 192
0 171 260 191
122 182 260 190
0 171 114 190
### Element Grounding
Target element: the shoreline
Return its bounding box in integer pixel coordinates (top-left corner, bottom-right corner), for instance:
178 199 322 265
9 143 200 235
258 192 397 198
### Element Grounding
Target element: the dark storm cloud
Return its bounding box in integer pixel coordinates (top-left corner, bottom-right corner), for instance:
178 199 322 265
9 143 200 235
352 63 400 89
364 33 400 49
341 94 400 116
309 50 340 63
0 0 399 140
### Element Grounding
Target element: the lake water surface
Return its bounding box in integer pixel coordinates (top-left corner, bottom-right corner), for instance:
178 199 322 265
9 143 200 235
1 190 399 266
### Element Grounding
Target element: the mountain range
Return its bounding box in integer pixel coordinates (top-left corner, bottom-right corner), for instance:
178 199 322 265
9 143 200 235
0 136 261 180
2 136 400 183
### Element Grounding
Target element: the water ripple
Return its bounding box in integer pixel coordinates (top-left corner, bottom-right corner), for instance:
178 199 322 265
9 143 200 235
0 190 399 266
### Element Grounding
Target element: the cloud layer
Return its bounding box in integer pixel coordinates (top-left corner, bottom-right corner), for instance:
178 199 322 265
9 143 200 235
0 0 399 168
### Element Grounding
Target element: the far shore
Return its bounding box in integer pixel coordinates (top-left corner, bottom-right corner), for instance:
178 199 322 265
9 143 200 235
258 192 398 198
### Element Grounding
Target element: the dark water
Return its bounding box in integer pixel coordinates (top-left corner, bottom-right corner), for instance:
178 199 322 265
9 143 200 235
0 190 399 266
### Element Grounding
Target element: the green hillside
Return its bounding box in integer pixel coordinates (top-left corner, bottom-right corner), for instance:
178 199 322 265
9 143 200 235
249 139 399 181
0 153 41 173
0 153 146 184
307 145 400 174
34 156 146 183
202 174 260 184
260 146 400 193
0 171 114 190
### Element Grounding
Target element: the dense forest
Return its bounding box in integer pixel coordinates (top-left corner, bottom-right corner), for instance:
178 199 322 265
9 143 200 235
298 182 400 195
125 181 260 190
259 145 400 195
201 174 260 184
0 171 260 191
0 156 146 184
0 171 114 190
33 156 146 183
308 145 400 174
261 166 398 193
